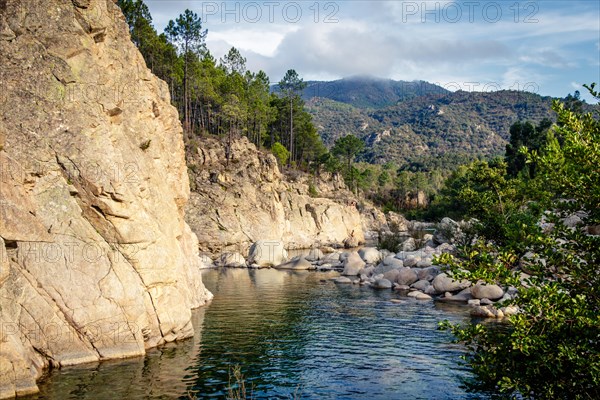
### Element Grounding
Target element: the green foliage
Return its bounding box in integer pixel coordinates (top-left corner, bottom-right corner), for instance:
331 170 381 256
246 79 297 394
308 182 319 198
330 135 365 193
377 170 390 187
300 77 448 109
505 119 552 177
307 90 561 169
164 9 206 55
331 135 365 168
438 84 600 399
117 2 327 169
271 142 290 166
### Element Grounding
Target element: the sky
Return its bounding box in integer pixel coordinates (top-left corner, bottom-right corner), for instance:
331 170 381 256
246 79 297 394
144 0 600 101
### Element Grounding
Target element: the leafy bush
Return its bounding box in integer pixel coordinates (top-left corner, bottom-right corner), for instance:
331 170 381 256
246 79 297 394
438 85 600 399
271 142 289 166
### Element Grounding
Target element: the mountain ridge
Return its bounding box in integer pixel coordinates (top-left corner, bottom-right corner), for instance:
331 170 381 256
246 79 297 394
301 78 573 169
273 76 450 109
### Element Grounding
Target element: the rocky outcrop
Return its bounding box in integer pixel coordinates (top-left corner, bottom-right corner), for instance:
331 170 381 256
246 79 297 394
0 1 211 397
185 136 366 253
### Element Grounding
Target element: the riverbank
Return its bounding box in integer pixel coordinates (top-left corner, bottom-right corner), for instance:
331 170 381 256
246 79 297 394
197 218 519 319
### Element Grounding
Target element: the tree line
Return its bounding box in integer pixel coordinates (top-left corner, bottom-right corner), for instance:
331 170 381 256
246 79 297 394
117 0 327 169
117 1 475 203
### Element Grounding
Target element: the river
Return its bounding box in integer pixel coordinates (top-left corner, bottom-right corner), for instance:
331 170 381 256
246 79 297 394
28 268 494 399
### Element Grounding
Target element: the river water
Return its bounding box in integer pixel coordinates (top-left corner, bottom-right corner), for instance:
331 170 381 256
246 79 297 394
30 268 493 399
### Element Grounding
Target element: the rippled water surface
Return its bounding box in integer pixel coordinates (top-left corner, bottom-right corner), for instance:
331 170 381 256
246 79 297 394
31 269 492 399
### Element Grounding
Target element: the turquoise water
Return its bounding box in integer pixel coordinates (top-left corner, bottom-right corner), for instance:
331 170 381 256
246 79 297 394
30 269 491 399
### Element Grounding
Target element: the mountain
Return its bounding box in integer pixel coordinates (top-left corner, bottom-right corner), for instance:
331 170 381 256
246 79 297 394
272 76 449 109
305 84 562 169
299 77 449 109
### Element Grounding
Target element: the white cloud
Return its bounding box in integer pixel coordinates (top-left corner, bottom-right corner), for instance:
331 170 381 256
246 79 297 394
206 25 297 58
143 0 600 97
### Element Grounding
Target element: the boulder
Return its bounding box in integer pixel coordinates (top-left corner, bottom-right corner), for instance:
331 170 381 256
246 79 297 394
500 306 520 316
305 248 324 262
342 251 365 276
563 214 583 228
247 240 288 267
358 247 382 264
344 236 360 249
383 269 400 282
432 273 471 293
372 279 393 289
438 288 473 302
424 286 438 295
383 256 404 268
400 237 417 252
275 256 312 270
415 292 432 300
359 265 375 276
198 254 215 268
320 252 341 264
433 217 461 245
396 268 418 286
434 243 456 255
318 264 333 271
379 249 394 258
588 225 600 235
403 257 419 268
410 279 430 291
216 252 246 268
373 263 396 275
333 276 353 284
470 305 504 318
471 283 504 300
387 212 409 232
417 266 440 281
416 259 433 268
320 246 336 253
519 251 546 275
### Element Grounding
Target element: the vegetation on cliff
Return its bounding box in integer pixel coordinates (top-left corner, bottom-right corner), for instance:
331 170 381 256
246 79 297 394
117 0 329 171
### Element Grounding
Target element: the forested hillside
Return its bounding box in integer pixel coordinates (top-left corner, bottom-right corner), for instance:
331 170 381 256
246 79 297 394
295 77 449 109
307 89 557 170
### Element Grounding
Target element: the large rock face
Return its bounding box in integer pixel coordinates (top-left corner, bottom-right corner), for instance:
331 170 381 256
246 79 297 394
185 136 366 253
0 1 211 397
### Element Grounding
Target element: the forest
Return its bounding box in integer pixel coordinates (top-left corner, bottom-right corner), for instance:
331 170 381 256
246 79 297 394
117 0 327 170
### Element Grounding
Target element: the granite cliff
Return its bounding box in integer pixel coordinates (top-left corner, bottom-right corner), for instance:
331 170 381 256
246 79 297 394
0 0 211 397
185 136 379 254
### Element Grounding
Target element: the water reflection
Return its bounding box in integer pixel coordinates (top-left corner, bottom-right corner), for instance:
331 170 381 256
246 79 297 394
29 309 206 400
29 269 493 400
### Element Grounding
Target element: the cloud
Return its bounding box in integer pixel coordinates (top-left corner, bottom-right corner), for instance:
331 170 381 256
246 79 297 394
519 49 575 69
143 0 600 97
206 25 297 57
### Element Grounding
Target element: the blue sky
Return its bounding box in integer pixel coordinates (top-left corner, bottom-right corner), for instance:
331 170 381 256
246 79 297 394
144 1 600 101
